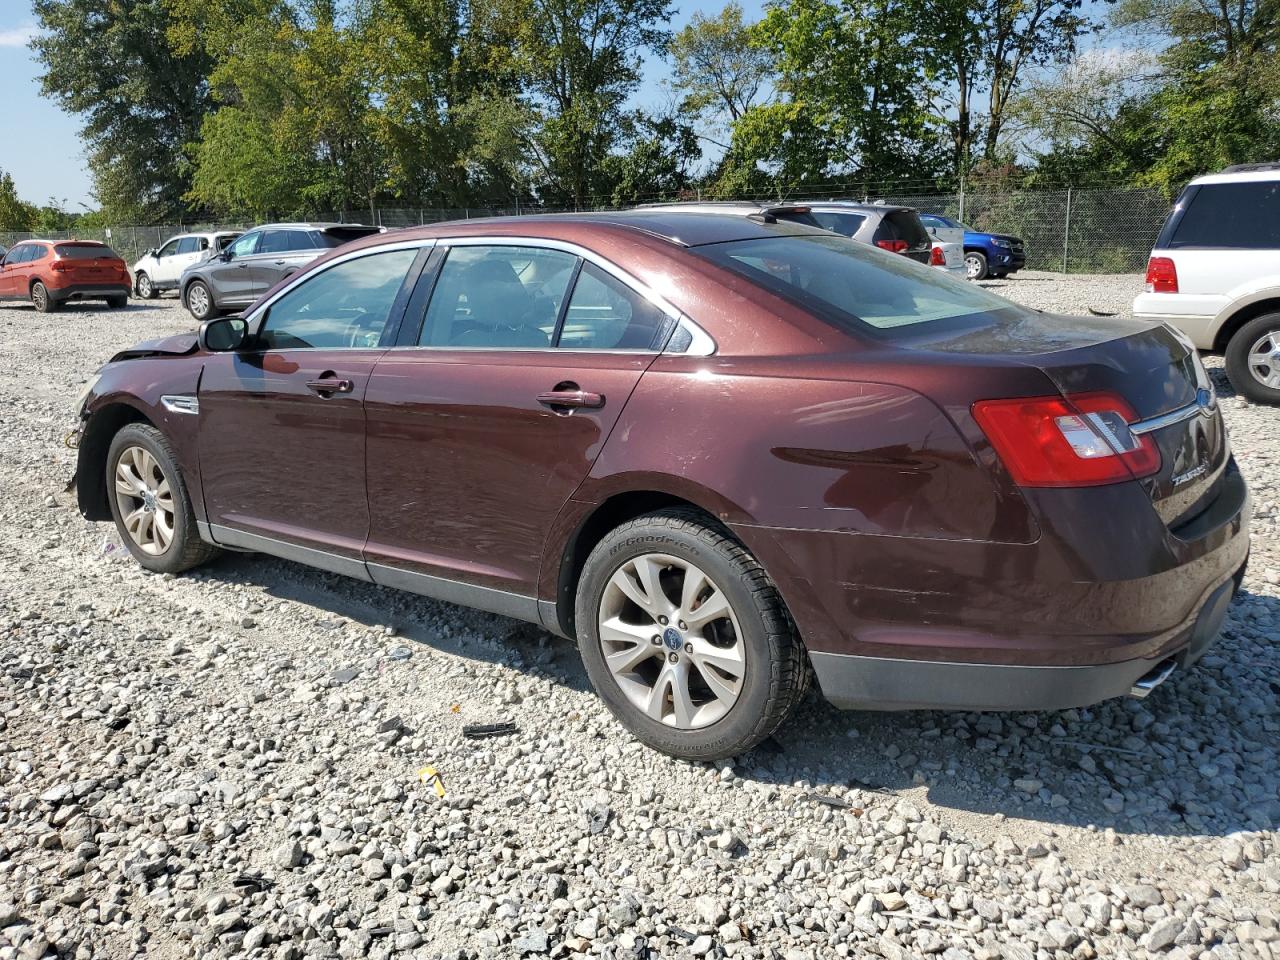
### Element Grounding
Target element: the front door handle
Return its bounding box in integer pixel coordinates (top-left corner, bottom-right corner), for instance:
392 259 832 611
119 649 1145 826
537 389 605 411
306 377 353 396
274 259 287 265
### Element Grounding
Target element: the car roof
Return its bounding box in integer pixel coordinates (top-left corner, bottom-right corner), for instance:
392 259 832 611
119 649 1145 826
253 222 375 230
1191 164 1280 186
392 210 830 248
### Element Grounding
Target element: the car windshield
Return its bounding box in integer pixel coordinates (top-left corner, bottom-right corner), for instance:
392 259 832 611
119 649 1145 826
695 233 1020 337
56 243 118 259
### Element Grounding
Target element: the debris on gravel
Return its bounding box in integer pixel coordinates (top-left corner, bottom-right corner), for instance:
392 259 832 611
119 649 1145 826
1 288 1277 959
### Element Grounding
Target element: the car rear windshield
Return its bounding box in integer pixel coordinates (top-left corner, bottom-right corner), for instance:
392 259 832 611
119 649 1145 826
695 233 1020 337
1168 181 1280 249
56 244 118 259
318 226 381 247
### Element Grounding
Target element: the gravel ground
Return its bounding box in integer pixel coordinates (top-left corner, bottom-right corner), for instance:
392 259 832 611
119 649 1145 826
1 276 1277 960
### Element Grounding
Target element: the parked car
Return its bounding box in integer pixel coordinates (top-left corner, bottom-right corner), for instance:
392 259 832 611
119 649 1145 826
919 214 1026 280
638 201 934 264
1133 163 1280 404
72 212 1249 760
920 215 966 277
179 222 381 321
0 239 130 312
133 231 241 300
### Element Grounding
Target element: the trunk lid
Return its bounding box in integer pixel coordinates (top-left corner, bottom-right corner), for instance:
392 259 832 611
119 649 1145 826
55 243 125 280
914 314 1226 525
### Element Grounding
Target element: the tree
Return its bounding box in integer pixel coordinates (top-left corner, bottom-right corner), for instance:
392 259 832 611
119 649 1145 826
32 0 216 221
921 0 1093 175
669 3 773 144
601 112 701 205
487 0 675 205
722 0 941 191
0 170 37 232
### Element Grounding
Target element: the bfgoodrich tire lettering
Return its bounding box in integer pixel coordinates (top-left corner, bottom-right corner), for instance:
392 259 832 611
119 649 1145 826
575 508 809 760
106 423 217 574
1225 312 1280 405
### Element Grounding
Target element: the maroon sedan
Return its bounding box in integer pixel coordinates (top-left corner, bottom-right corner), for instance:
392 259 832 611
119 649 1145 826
71 212 1250 760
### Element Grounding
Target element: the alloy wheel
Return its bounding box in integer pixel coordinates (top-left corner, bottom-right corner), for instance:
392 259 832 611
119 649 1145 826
1246 330 1280 390
187 283 210 318
113 445 176 555
31 283 47 311
964 254 983 280
597 553 745 729
137 273 152 298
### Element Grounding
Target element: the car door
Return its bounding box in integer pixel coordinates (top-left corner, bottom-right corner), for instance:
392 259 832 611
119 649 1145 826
197 243 429 572
151 238 182 284
172 236 204 279
205 230 264 306
362 240 674 610
0 244 29 299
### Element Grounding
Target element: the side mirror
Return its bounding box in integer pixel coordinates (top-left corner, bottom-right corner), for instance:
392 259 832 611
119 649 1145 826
199 316 248 352
219 249 234 262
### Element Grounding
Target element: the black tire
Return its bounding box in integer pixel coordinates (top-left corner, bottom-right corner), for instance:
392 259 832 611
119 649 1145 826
184 280 217 321
31 282 59 313
136 272 157 299
1225 312 1280 405
107 295 128 309
575 508 809 761
106 423 218 574
965 251 989 281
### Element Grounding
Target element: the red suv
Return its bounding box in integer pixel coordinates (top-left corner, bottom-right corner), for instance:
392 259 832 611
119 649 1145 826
0 240 131 312
71 213 1249 760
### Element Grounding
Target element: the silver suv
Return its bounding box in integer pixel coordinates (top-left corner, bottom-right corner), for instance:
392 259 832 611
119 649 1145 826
180 222 381 320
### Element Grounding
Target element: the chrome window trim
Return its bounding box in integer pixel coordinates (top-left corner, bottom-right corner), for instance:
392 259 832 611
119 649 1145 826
244 238 437 330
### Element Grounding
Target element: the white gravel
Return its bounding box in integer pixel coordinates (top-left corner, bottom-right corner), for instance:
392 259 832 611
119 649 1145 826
1 280 1277 960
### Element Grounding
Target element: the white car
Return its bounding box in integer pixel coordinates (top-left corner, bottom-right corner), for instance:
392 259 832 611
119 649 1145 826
132 231 241 300
1133 163 1280 404
921 217 966 278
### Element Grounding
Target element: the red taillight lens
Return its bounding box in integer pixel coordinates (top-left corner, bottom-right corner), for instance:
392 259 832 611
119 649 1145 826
1145 256 1178 293
876 239 909 253
929 245 946 266
973 392 1160 487
50 260 73 273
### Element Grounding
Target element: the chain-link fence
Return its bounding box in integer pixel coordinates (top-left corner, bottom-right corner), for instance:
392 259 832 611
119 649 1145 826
0 186 1171 273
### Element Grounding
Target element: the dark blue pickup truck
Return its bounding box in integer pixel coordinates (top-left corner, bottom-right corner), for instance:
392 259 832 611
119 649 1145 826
920 214 1026 280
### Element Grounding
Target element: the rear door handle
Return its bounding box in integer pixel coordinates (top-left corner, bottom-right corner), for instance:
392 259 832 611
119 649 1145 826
537 390 605 410
273 259 287 265
306 377 353 396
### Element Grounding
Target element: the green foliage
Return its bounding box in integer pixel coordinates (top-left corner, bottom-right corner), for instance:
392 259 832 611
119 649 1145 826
0 171 38 232
670 2 773 134
32 0 216 221
602 114 702 205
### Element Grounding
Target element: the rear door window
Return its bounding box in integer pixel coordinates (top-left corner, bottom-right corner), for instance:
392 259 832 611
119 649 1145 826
177 237 201 255
557 263 669 350
257 231 296 255
1169 181 1280 249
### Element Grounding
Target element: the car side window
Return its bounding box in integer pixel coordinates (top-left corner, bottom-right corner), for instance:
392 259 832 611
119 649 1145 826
177 237 200 255
28 245 48 262
4 245 28 265
556 263 669 350
257 231 296 255
158 239 181 257
417 245 578 348
256 248 419 351
228 232 261 258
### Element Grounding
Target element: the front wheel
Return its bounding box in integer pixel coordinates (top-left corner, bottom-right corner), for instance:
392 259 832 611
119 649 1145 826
31 282 59 313
965 251 989 281
136 272 157 299
106 423 218 574
575 509 809 761
1225 313 1280 405
184 280 216 321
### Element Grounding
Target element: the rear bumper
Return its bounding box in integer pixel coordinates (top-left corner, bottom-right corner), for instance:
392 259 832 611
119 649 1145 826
1132 294 1218 350
49 283 130 302
736 462 1250 712
810 575 1237 710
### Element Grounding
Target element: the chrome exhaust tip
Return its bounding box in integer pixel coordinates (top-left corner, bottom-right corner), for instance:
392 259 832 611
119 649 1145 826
1129 659 1176 699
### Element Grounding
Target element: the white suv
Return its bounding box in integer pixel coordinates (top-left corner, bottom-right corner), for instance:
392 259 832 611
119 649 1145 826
131 231 241 300
1133 164 1280 404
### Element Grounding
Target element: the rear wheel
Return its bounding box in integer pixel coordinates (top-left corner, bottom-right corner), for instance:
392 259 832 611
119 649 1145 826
185 280 216 321
1225 312 1280 405
106 423 217 574
136 272 156 299
31 282 59 313
965 251 989 280
575 508 809 761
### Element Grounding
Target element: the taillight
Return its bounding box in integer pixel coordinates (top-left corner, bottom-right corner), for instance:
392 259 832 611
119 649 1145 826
929 245 946 266
50 260 72 273
1145 256 1178 293
972 392 1160 487
876 239 909 253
